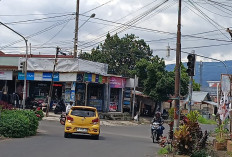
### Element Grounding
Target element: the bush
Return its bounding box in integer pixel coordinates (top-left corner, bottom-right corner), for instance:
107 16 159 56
0 110 39 138
191 149 209 157
21 110 39 136
34 108 44 121
158 147 169 155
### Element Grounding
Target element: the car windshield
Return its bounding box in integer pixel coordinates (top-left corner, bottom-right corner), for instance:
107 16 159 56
71 109 96 117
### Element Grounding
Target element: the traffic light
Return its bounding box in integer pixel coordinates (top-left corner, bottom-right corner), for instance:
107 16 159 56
186 54 196 76
19 61 26 73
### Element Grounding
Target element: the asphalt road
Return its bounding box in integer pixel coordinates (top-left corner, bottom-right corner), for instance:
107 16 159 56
0 120 163 157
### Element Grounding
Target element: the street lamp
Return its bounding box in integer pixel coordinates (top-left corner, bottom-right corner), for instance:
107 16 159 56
0 22 28 109
73 13 96 57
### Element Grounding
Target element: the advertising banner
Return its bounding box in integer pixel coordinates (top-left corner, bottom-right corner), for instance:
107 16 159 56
34 72 43 80
110 76 126 88
84 73 107 84
0 71 13 80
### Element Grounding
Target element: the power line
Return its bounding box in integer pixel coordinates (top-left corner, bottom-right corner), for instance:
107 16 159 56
4 13 75 25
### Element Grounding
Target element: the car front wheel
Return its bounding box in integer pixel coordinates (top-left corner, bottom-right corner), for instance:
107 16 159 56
64 132 71 138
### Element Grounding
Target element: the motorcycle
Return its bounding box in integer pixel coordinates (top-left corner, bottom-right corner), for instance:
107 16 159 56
60 112 66 125
161 112 169 120
54 99 66 114
151 122 164 143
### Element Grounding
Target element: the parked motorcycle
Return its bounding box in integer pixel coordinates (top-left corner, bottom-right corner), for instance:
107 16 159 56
161 112 169 120
60 112 66 125
54 99 66 114
151 122 164 143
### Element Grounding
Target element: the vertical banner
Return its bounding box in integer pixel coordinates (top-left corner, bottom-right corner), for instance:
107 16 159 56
92 74 96 82
70 82 76 102
219 74 231 121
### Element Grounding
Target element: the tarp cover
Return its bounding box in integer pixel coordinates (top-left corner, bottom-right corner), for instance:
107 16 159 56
19 58 108 75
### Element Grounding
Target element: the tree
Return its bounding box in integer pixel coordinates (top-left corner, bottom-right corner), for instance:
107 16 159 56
79 33 153 77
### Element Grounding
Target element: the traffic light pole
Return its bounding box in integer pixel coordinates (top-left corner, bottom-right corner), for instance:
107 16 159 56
188 76 193 112
0 22 28 109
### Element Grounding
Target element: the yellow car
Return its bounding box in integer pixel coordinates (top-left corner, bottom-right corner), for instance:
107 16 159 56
64 106 100 140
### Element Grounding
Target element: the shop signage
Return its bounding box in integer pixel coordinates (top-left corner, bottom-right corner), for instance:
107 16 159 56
110 77 126 88
109 102 118 111
18 72 59 81
60 73 77 81
34 72 43 80
42 72 59 81
76 74 83 82
0 71 13 80
84 73 108 84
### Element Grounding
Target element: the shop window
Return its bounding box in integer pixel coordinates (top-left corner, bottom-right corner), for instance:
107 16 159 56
109 88 119 112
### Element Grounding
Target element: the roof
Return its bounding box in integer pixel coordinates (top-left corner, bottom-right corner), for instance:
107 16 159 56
203 101 218 107
192 91 209 102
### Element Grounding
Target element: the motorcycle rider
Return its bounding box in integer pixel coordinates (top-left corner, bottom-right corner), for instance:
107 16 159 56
151 112 164 141
66 101 73 115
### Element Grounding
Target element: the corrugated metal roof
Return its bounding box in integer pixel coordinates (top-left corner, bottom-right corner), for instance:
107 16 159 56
192 91 209 102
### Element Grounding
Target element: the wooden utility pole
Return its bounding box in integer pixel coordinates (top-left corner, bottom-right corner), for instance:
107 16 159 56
73 0 80 58
46 47 59 117
174 0 182 132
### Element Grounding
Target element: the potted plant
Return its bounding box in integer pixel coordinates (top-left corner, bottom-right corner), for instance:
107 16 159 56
213 124 228 151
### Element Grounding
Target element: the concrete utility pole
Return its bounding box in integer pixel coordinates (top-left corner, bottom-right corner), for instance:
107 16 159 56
132 75 136 119
73 0 80 58
46 47 60 117
199 61 203 86
0 22 28 109
174 0 182 132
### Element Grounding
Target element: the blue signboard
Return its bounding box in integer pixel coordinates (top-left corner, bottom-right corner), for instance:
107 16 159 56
54 73 59 81
18 72 34 80
42 72 59 81
27 72 34 80
18 72 25 80
43 72 52 80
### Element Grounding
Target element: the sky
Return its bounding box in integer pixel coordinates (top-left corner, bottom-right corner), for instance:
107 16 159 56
1 0 232 65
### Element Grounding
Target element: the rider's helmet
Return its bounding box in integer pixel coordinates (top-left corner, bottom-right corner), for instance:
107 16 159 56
155 112 161 118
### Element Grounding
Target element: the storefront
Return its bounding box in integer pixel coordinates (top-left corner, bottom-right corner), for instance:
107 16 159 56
18 71 77 103
109 76 126 112
79 73 108 112
0 70 15 103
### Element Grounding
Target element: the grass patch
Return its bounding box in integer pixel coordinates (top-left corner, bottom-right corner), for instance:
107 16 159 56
198 116 217 125
158 147 169 155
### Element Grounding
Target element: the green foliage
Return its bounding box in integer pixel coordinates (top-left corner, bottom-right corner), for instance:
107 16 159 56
158 147 169 155
168 108 174 121
0 110 39 138
192 79 201 91
198 116 217 125
35 109 44 121
79 33 152 77
21 110 39 136
191 149 209 157
172 111 209 156
215 124 228 143
173 125 194 155
187 111 200 123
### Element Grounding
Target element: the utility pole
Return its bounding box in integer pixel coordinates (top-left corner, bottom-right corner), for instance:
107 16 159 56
132 75 136 120
199 61 203 86
174 0 182 132
46 47 60 117
73 0 80 58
